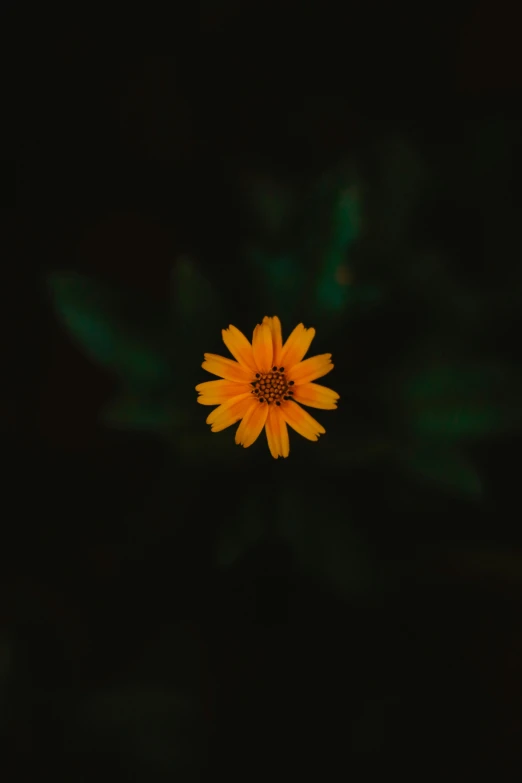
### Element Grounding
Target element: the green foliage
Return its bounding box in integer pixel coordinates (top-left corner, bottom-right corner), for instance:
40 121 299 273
49 261 225 435
248 249 301 322
247 177 295 237
315 179 362 314
47 128 521 511
402 445 482 500
171 255 222 330
102 393 181 432
245 165 380 325
49 272 171 387
405 362 522 442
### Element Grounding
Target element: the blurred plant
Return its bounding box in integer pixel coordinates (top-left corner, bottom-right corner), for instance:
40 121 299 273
49 256 224 440
47 126 522 574
396 359 522 499
404 362 522 442
244 164 381 333
49 272 172 387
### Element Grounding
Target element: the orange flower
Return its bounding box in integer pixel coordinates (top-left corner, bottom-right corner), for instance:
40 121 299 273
196 316 339 458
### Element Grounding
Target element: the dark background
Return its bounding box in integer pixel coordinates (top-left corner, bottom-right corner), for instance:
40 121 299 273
3 2 522 779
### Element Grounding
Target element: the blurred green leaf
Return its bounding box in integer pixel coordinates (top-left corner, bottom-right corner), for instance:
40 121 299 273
247 177 295 236
403 446 482 499
407 364 494 398
102 394 181 432
415 408 505 438
248 249 301 319
49 273 171 385
246 168 371 320
405 363 522 441
316 184 362 314
171 256 221 328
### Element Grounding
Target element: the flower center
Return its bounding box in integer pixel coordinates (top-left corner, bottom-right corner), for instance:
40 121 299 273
251 366 295 406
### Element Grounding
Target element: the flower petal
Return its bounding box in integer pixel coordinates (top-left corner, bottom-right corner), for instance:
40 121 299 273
252 322 273 372
206 393 254 432
196 380 251 394
279 323 316 370
274 405 290 457
235 400 269 448
262 316 283 366
291 382 340 410
264 406 290 459
264 405 280 458
221 324 257 372
202 353 253 383
196 379 252 405
289 354 333 384
281 400 326 441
